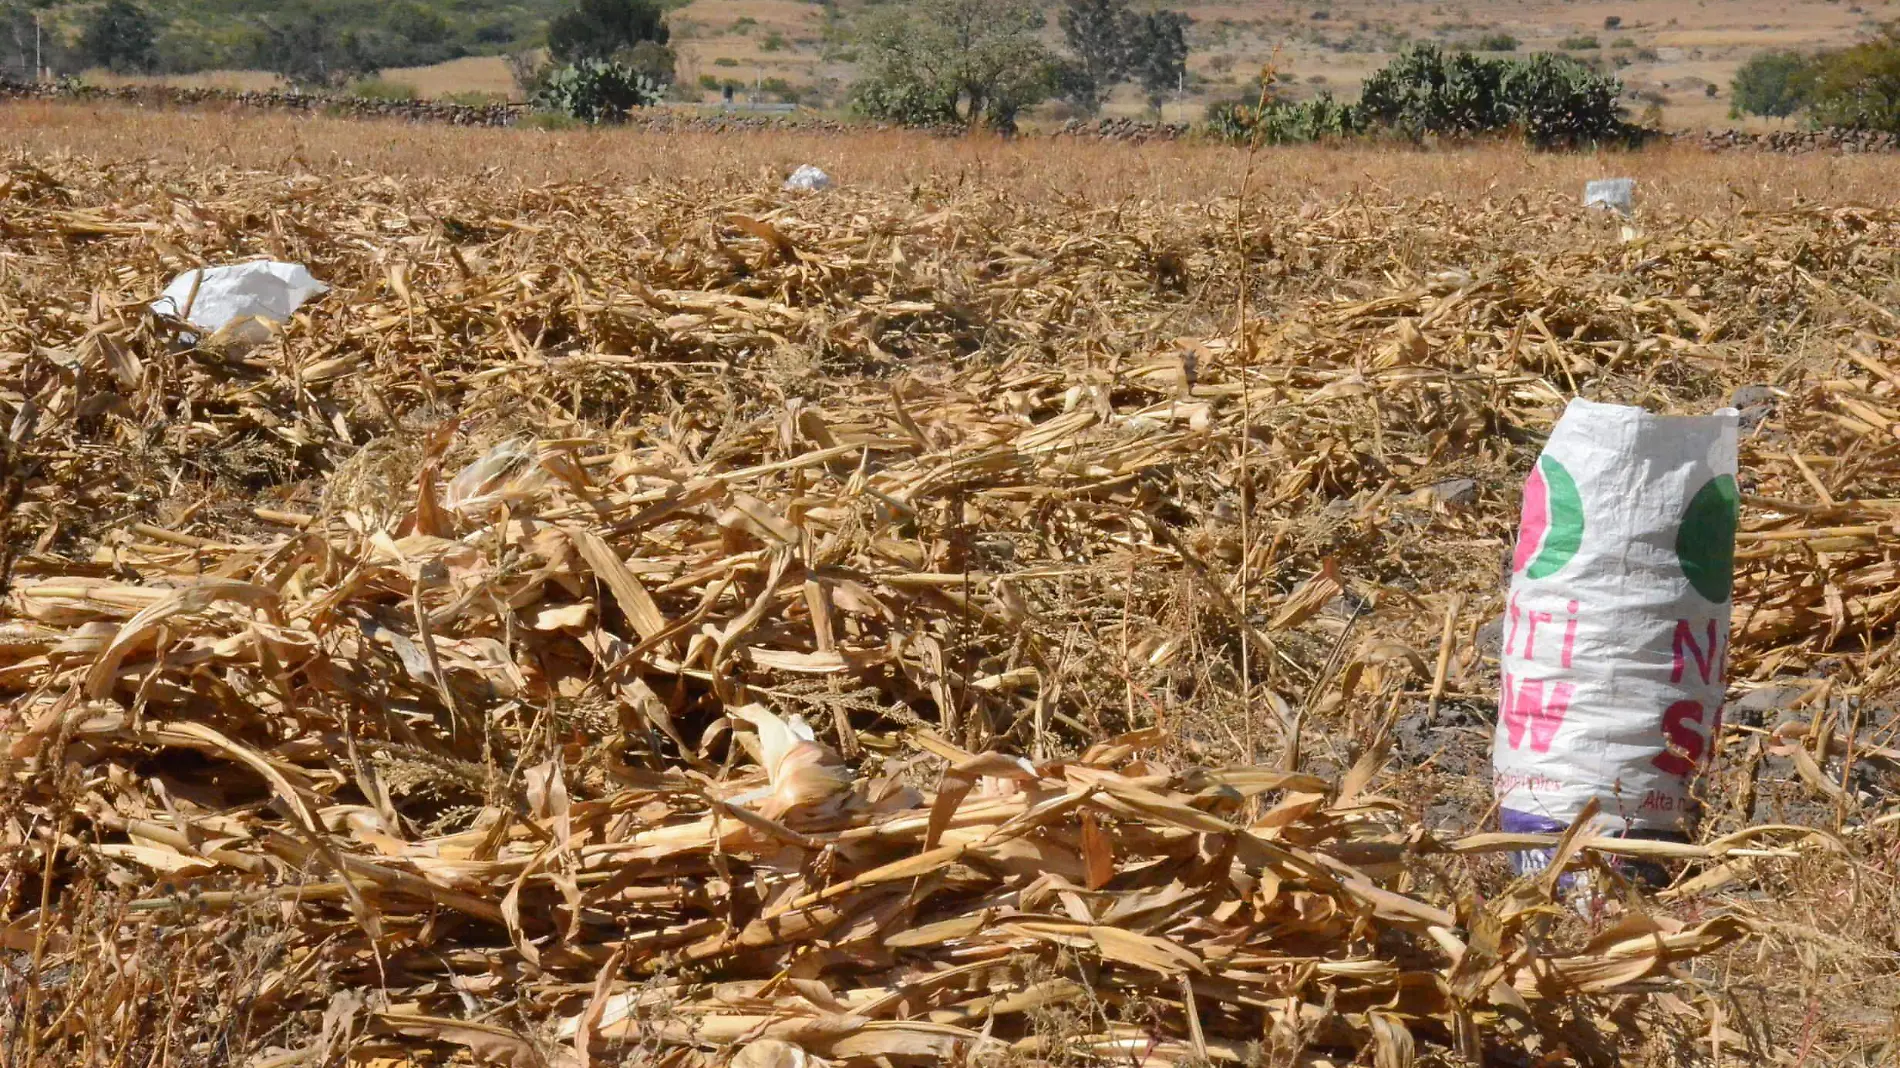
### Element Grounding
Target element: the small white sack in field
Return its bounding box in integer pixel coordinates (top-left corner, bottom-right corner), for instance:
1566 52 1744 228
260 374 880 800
1583 178 1635 214
151 261 327 344
782 164 832 192
1493 399 1739 843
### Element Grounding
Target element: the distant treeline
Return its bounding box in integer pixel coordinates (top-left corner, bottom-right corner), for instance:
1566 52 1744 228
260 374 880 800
0 0 571 81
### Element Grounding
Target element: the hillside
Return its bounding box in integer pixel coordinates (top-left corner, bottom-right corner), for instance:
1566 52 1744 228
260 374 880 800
6 0 1884 128
3 0 571 80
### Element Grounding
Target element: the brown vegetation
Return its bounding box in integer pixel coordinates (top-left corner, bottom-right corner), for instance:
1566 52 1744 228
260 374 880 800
0 104 1896 1066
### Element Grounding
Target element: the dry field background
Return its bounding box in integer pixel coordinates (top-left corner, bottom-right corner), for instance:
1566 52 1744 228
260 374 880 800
0 102 1898 1067
77 0 1892 128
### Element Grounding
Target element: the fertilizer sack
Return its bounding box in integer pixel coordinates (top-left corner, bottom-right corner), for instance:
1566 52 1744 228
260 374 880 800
1494 398 1739 841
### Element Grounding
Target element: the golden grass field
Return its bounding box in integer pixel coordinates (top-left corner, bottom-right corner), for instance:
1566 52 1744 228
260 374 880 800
76 0 1891 128
1 100 1898 1067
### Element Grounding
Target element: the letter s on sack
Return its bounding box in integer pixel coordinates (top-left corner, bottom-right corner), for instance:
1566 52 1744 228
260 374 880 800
1651 699 1720 777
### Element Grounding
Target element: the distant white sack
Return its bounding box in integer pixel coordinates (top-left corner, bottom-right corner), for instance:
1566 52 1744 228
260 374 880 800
1583 178 1635 214
151 261 328 343
782 164 833 192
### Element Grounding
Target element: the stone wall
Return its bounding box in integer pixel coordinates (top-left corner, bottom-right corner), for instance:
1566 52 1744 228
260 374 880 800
6 78 1898 151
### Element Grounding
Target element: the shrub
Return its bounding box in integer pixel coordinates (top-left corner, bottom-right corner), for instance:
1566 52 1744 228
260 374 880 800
1800 26 1900 131
1500 51 1627 145
1558 34 1600 50
1729 49 1813 118
1612 36 1637 48
80 0 160 74
619 39 676 84
1206 45 1631 148
849 0 1057 129
548 0 669 64
1359 44 1511 133
699 73 720 89
1604 15 1622 29
533 59 664 123
1205 93 1367 143
713 56 739 67
507 50 550 95
761 30 787 51
1475 32 1518 51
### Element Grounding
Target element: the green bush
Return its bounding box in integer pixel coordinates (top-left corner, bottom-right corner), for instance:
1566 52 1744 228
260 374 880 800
1359 44 1510 133
1498 51 1627 146
79 0 160 74
1801 26 1900 131
1611 36 1637 48
1205 44 1630 148
761 30 787 51
1474 32 1518 51
1729 49 1812 118
533 59 664 123
849 0 1057 130
548 0 670 64
1558 34 1600 51
443 90 508 106
1205 95 1367 144
713 56 739 67
699 73 720 89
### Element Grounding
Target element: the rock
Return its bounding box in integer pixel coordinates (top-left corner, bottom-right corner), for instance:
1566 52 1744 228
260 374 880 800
1429 477 1478 508
1475 616 1504 659
1727 681 1816 728
1729 383 1779 432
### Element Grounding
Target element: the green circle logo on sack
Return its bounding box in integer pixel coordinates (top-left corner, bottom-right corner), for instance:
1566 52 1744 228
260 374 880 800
1512 456 1585 579
1677 474 1739 603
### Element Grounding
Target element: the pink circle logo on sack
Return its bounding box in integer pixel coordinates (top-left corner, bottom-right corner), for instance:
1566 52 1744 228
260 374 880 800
1511 456 1585 579
1676 474 1739 603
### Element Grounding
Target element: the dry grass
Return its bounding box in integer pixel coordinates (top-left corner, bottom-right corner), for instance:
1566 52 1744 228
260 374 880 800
5 100 1900 208
382 55 522 101
0 104 1897 1066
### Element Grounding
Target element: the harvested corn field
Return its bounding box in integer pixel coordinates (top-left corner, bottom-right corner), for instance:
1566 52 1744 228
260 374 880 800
0 130 1898 1068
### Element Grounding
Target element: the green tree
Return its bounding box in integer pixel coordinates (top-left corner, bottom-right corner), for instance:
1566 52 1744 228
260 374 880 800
849 0 1056 130
1729 49 1812 119
4 2 74 79
1803 24 1900 132
547 0 669 64
79 0 159 74
1057 0 1132 113
1127 9 1190 113
249 2 379 89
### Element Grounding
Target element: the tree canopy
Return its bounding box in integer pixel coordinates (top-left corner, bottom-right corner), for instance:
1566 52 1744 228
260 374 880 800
546 0 667 64
849 0 1055 130
79 0 158 73
1729 50 1812 119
